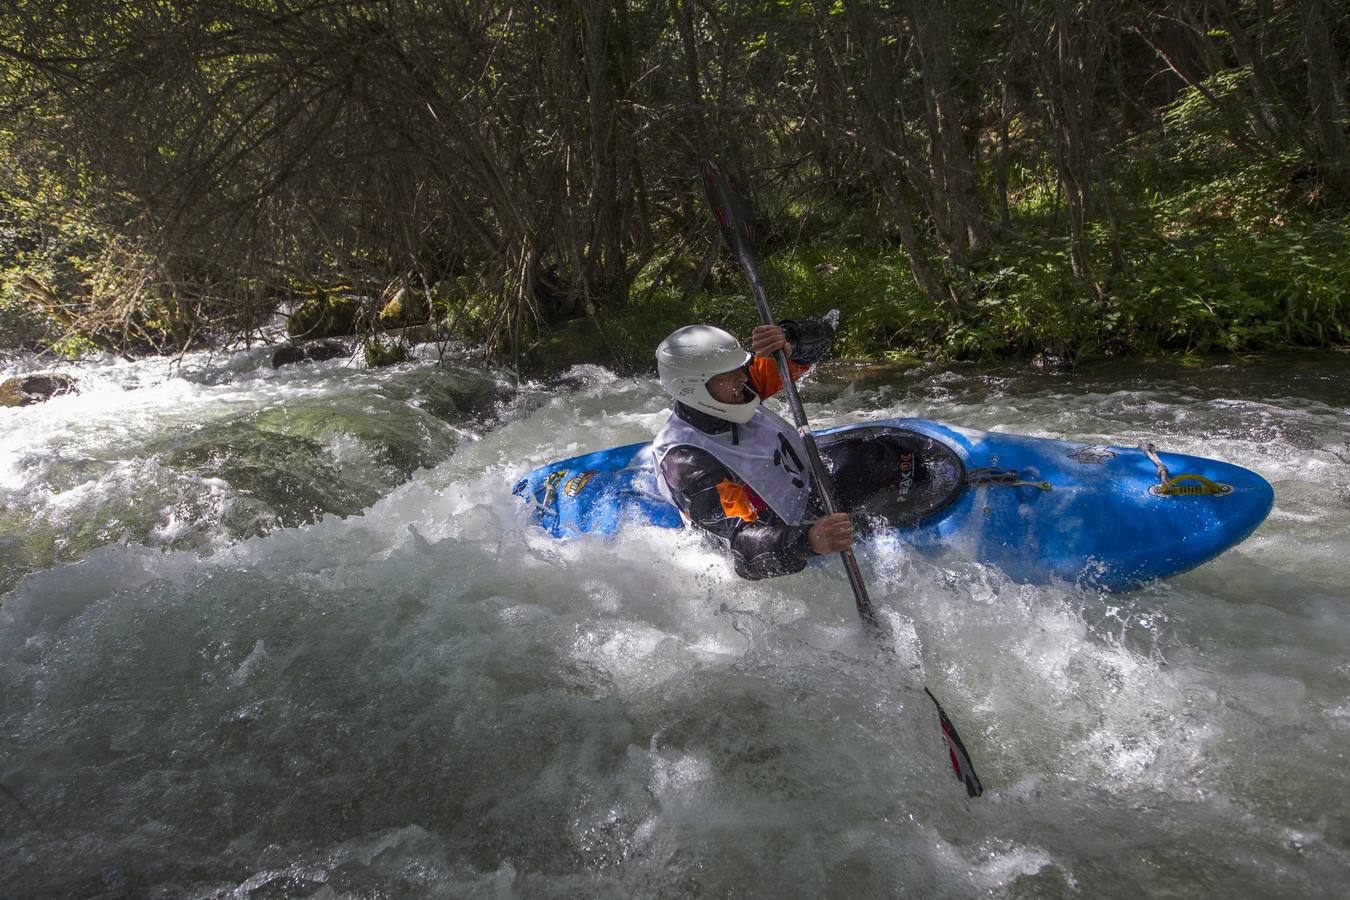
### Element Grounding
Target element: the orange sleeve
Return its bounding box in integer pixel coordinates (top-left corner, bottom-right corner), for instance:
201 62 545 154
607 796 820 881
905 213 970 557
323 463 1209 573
747 356 811 400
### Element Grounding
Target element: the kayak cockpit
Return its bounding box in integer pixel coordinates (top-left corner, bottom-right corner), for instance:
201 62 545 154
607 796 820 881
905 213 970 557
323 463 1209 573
817 425 966 530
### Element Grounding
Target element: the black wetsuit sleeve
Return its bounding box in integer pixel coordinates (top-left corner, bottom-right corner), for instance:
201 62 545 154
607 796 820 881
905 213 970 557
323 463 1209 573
658 445 815 580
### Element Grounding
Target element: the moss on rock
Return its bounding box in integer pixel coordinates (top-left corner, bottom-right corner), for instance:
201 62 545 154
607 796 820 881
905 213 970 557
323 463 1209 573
286 293 364 339
0 373 78 407
377 287 430 329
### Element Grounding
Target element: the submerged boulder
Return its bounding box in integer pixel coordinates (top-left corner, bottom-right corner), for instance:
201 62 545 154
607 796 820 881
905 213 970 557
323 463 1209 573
0 373 78 407
270 344 305 368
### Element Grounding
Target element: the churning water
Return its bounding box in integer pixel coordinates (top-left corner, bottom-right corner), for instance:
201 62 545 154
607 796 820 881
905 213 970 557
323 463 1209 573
1 346 1347 897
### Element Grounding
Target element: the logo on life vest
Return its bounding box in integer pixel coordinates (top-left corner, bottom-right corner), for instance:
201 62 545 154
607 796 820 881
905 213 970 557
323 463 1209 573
897 453 915 497
772 434 807 489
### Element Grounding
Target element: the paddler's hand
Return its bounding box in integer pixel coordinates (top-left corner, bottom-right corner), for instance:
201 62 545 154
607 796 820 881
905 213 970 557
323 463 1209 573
807 512 854 555
749 324 792 358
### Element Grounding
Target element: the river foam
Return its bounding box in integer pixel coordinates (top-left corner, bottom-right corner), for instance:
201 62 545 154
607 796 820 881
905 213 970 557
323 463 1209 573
2 350 1348 897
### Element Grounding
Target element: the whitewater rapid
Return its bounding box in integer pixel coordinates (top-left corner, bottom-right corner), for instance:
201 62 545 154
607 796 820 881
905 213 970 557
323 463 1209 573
2 347 1347 897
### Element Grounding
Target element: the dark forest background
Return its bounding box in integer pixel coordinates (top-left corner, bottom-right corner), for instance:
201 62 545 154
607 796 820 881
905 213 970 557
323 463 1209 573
2 1 1347 370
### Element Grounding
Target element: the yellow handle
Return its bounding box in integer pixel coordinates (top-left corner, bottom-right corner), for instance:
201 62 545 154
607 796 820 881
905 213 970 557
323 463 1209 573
1152 473 1233 497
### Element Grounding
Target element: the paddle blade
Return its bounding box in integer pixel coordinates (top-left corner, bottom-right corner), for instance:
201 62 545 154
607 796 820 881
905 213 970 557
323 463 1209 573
925 687 984 798
701 159 757 258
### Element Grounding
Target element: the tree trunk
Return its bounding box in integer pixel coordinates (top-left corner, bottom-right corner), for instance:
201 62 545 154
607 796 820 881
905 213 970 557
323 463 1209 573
830 0 957 308
903 0 988 266
1207 0 1308 151
674 0 707 156
1300 0 1350 192
998 75 1012 231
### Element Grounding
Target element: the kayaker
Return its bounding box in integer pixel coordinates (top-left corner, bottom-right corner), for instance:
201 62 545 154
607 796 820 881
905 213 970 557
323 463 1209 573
652 319 854 579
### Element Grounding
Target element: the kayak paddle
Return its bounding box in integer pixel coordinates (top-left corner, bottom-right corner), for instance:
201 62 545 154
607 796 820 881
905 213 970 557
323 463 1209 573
700 159 984 798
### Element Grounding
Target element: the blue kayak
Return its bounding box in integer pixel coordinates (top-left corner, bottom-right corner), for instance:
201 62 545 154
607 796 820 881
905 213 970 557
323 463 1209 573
512 418 1273 590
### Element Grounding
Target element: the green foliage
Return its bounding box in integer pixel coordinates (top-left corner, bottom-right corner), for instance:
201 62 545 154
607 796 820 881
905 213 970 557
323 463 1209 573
668 194 1349 365
1111 222 1350 352
518 298 689 376
0 294 46 350
361 336 410 368
0 129 99 351
2 0 1347 366
1159 67 1257 164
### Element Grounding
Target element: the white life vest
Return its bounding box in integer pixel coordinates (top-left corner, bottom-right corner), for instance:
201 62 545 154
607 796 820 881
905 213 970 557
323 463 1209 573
652 405 813 525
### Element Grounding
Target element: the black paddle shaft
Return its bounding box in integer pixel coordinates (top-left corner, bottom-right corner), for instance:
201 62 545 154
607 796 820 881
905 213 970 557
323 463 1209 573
700 159 983 798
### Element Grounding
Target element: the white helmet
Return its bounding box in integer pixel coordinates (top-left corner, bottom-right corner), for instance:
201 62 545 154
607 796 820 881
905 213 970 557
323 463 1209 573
656 325 759 424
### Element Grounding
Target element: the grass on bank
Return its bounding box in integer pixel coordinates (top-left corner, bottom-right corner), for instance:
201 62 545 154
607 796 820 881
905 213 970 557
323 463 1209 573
541 208 1349 376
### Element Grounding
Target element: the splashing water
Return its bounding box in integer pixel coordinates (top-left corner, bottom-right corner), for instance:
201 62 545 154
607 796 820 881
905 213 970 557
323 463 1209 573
1 349 1348 897
0 346 510 594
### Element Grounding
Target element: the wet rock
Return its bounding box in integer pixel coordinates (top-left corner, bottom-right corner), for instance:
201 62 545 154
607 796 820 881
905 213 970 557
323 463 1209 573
285 293 363 339
271 341 348 368
384 323 440 346
305 341 346 362
270 344 306 368
0 373 78 407
1031 353 1074 373
377 285 430 328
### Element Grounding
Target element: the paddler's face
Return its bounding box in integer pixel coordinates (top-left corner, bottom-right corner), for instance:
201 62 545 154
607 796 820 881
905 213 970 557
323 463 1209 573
705 367 754 405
